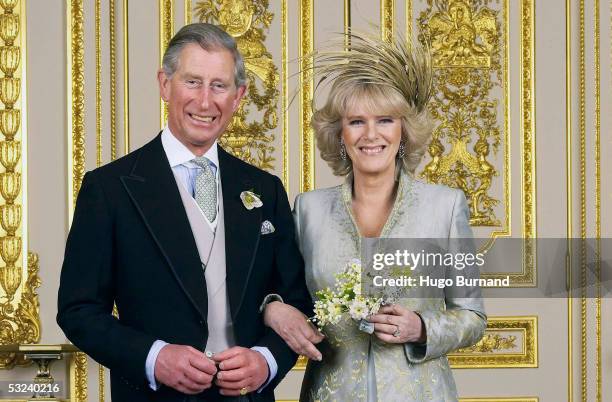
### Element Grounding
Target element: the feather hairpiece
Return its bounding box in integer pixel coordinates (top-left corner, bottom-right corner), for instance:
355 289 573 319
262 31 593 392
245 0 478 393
304 31 433 114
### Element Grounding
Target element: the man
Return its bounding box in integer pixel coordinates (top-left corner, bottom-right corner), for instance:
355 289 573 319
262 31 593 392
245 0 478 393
57 23 312 402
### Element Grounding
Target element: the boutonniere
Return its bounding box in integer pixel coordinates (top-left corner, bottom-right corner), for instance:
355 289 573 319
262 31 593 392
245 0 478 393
240 190 263 210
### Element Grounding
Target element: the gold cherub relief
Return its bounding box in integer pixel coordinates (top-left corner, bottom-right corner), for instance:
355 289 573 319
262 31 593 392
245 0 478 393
427 0 497 68
419 0 504 227
195 0 278 170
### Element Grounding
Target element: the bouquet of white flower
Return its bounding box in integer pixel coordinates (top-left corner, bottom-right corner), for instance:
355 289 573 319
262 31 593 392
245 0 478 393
312 259 384 333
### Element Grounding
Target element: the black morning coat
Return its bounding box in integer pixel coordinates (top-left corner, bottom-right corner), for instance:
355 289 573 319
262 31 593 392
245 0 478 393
57 133 312 401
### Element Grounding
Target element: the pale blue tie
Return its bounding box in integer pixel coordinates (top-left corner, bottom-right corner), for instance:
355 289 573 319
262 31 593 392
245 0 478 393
192 156 217 223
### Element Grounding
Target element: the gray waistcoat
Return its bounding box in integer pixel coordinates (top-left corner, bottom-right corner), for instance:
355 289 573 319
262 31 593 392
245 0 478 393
174 172 235 353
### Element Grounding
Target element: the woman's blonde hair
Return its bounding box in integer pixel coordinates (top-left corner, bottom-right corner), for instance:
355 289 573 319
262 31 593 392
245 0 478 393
309 32 433 176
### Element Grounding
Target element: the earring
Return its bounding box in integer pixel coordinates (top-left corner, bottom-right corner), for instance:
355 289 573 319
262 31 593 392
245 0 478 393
340 139 347 160
398 141 405 158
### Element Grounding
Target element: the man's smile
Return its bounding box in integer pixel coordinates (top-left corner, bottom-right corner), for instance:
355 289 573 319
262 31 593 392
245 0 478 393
189 113 217 123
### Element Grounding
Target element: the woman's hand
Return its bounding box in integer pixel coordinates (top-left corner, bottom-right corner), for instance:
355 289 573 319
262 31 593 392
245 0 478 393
263 301 325 361
367 304 427 344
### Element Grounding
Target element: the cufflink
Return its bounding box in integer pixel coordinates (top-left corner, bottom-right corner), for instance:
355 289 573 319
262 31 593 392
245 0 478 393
260 220 275 235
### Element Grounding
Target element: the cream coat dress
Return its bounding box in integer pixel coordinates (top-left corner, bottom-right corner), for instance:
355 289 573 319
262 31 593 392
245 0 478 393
294 171 487 402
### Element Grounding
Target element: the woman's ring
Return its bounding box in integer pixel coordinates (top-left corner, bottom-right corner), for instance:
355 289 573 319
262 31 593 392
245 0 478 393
240 387 248 395
393 325 401 337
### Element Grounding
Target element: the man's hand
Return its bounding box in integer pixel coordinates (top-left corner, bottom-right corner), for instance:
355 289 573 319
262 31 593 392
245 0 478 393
264 301 324 361
213 346 269 396
154 344 217 394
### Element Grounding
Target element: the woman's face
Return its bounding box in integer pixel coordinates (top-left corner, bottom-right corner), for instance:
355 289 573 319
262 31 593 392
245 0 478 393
341 104 402 178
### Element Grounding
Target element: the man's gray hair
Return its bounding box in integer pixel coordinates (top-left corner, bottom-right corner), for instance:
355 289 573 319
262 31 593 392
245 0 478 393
162 23 247 88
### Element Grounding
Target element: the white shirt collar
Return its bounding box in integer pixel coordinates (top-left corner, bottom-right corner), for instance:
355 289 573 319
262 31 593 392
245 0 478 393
161 126 220 170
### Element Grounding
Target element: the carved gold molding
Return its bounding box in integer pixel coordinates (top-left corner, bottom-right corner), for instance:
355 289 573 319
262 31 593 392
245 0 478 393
159 0 173 129
405 0 412 39
449 316 537 368
593 0 601 399
96 1 105 397
579 0 587 399
0 253 41 369
344 0 350 40
95 0 102 167
294 354 306 370
281 0 288 189
67 0 87 399
109 0 117 161
565 1 573 399
185 0 192 24
380 0 394 42
519 0 536 286
300 0 313 192
0 0 41 370
0 0 42 372
95 1 105 397
123 0 129 154
67 0 85 219
70 351 87 402
484 0 533 286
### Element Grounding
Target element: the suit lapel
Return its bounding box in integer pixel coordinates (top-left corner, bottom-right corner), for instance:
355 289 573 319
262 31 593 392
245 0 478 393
218 148 261 320
120 134 208 323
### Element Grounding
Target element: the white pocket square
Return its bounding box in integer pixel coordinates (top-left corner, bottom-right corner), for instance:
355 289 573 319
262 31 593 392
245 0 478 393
260 220 275 235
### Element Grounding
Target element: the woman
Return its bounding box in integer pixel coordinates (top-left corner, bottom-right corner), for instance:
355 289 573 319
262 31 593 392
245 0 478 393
265 33 486 401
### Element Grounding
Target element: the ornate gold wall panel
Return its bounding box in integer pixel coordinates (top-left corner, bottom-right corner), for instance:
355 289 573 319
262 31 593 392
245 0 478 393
194 0 280 171
418 0 506 228
0 0 41 370
410 0 536 286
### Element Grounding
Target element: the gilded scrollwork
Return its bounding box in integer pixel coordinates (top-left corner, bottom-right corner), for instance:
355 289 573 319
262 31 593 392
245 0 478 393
449 316 537 368
418 0 503 227
0 0 41 369
195 0 278 170
452 332 516 353
0 252 41 368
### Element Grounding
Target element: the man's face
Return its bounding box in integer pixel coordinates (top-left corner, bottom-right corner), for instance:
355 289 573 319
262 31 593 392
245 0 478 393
158 43 246 156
